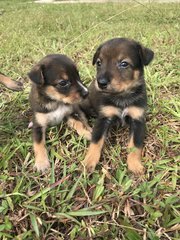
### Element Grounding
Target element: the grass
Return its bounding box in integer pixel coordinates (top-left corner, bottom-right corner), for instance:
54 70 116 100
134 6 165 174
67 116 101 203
0 0 179 239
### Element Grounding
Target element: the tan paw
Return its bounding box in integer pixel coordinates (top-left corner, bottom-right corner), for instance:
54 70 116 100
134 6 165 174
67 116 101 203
77 125 92 140
34 157 50 172
7 80 23 91
127 160 144 175
82 153 99 172
82 129 92 140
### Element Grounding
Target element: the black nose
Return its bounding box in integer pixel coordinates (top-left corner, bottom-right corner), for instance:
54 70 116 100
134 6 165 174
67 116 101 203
81 88 89 99
97 78 108 89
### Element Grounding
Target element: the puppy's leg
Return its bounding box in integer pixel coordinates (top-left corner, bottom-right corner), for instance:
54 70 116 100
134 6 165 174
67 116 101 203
82 117 112 172
67 113 92 140
0 73 23 91
33 125 50 171
126 107 145 174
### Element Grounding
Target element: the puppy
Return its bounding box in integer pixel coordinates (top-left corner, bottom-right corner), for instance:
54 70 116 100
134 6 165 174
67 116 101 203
28 54 91 171
0 73 23 91
81 38 154 174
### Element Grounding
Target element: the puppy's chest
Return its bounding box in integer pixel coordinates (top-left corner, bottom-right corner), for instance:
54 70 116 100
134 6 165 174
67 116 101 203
49 105 72 125
36 105 73 126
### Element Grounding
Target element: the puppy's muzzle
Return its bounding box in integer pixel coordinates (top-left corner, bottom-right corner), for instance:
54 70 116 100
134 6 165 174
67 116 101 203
80 88 89 99
97 78 109 89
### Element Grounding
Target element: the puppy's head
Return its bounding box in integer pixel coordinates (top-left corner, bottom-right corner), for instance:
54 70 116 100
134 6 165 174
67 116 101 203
28 54 88 104
92 38 154 93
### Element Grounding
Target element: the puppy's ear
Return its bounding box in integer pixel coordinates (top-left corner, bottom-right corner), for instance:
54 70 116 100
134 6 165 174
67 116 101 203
139 45 154 66
92 44 103 65
28 64 44 85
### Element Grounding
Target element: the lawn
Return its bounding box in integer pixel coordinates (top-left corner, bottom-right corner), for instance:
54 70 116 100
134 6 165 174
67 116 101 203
0 0 179 239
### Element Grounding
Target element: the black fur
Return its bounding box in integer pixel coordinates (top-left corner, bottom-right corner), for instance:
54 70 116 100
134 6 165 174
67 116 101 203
33 126 43 144
129 118 145 148
91 117 113 143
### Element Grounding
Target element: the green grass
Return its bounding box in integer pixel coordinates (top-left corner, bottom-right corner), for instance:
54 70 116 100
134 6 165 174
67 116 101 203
0 0 179 239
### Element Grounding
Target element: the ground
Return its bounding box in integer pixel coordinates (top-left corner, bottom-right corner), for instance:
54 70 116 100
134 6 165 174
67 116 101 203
0 0 179 239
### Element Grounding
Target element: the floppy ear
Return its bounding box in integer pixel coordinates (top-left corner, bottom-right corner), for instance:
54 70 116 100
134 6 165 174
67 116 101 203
92 44 103 65
28 64 44 85
139 46 154 66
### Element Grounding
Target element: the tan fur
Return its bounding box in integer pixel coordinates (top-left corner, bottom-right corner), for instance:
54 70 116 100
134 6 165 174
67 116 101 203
110 78 140 93
82 137 105 171
133 70 140 81
33 140 50 172
127 136 144 174
127 106 144 119
67 117 92 140
35 112 48 126
45 86 81 104
117 57 133 65
45 86 65 101
65 92 82 104
100 106 121 118
61 73 68 80
0 74 22 91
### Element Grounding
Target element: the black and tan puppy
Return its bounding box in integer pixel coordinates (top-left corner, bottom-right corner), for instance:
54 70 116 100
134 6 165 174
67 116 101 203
0 73 23 91
81 38 154 174
28 54 91 171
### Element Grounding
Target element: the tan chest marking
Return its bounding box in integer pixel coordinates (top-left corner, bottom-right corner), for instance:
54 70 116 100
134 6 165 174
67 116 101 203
100 106 121 118
124 106 144 119
100 106 144 120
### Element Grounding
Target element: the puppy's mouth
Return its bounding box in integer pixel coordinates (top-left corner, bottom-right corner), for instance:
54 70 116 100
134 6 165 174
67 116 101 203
95 80 115 94
95 79 140 94
63 94 82 105
63 83 89 104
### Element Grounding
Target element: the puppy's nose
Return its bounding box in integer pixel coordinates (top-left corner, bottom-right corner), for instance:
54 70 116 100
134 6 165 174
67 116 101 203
97 78 108 89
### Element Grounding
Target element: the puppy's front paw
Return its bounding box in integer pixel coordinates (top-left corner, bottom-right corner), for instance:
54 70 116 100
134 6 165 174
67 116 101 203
34 160 50 172
82 128 92 140
34 153 50 172
82 150 100 172
127 158 144 175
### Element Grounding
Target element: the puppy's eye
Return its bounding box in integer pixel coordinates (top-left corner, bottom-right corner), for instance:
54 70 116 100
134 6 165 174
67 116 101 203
58 80 70 87
118 61 129 69
96 58 102 67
